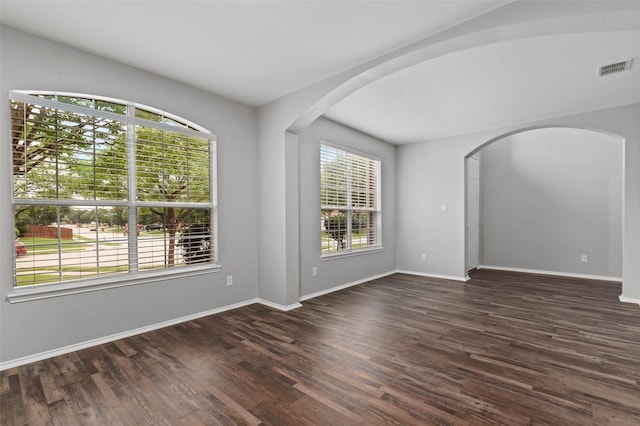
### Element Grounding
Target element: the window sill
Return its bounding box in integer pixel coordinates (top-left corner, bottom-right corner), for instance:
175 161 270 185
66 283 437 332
7 264 222 304
321 246 384 261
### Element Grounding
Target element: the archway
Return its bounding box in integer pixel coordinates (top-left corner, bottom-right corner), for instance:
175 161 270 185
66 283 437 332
255 1 640 307
465 127 624 281
288 5 637 134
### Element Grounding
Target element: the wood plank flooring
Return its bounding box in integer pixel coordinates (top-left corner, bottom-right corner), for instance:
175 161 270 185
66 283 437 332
2 269 640 425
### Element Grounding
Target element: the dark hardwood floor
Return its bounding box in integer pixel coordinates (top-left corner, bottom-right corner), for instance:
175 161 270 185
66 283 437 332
2 269 640 425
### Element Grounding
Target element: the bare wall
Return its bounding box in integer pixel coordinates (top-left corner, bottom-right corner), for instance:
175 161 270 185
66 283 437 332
479 128 622 278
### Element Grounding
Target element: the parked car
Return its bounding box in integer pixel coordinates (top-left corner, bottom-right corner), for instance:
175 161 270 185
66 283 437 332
179 224 211 264
15 239 27 256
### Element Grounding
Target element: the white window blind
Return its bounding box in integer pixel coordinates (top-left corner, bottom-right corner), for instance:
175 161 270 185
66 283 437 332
10 91 217 288
320 143 381 256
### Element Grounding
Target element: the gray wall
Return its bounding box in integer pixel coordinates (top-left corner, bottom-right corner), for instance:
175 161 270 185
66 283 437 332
298 118 396 297
396 104 640 303
0 26 260 363
479 128 622 278
0 26 402 366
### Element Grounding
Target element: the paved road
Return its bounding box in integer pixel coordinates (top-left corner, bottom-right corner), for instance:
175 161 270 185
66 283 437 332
16 226 187 275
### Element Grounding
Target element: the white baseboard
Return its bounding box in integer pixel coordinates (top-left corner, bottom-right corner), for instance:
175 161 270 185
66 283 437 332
478 265 622 282
0 298 298 371
395 270 468 282
619 295 640 306
257 299 302 311
3 276 401 371
299 270 397 302
6 265 629 370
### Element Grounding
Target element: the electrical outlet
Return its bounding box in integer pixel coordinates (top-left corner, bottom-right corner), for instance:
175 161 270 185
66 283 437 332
312 267 318 277
581 255 588 263
421 254 426 261
226 275 233 286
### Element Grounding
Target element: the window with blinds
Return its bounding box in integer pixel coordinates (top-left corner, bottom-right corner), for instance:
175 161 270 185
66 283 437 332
10 91 217 288
320 142 381 256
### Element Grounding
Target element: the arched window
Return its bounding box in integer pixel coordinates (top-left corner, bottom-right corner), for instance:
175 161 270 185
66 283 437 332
10 91 218 291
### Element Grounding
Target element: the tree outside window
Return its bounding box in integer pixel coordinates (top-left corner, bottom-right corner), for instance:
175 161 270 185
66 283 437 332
10 91 217 287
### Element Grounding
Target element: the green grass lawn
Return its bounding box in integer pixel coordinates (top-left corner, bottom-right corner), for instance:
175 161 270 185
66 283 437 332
15 263 184 286
18 237 92 254
14 233 181 286
15 273 61 286
321 231 370 253
18 235 122 254
75 234 122 246
15 264 130 286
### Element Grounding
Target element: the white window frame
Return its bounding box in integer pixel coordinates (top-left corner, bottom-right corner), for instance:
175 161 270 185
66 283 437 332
8 91 219 303
320 141 382 258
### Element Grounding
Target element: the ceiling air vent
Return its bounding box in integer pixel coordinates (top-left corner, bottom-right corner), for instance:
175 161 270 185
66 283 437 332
599 59 633 77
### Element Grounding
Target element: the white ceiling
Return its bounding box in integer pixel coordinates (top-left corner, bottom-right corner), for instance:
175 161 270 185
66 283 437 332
1 0 639 143
325 31 640 143
0 0 509 106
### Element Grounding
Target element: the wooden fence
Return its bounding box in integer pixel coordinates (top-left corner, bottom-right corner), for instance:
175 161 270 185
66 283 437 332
25 225 73 240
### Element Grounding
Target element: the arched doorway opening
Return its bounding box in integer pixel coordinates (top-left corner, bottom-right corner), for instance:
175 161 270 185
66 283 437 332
263 2 639 306
465 127 624 281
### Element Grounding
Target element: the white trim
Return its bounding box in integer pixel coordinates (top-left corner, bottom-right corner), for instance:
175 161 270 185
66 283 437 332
619 295 640 306
0 298 255 371
300 270 397 301
395 270 468 282
0 297 308 370
320 246 384 260
256 299 303 311
10 91 212 138
478 265 622 282
7 265 222 303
